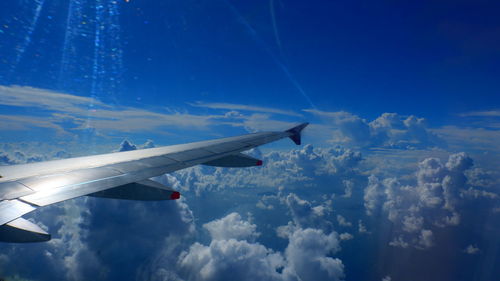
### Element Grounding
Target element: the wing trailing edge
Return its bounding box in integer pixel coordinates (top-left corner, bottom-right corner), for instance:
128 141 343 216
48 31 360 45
88 179 180 201
202 153 262 167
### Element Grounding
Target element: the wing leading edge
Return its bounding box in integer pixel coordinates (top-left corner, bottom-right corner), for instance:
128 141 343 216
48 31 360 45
0 123 308 242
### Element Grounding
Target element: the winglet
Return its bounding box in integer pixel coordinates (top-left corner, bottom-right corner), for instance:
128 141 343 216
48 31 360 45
286 122 309 145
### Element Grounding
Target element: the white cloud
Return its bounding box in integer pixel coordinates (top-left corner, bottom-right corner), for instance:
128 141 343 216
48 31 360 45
239 113 300 133
203 212 260 242
178 239 286 281
358 220 368 234
304 109 443 149
434 126 500 155
336 215 352 227
0 169 196 281
0 85 106 113
173 142 362 197
283 228 344 281
466 168 500 189
459 110 500 117
364 152 478 248
417 229 434 249
285 193 332 230
256 194 277 210
339 233 353 241
305 110 371 146
146 210 346 281
172 144 362 195
342 180 353 198
389 236 409 248
190 101 302 117
0 85 218 136
463 244 480 254
115 139 156 152
363 175 385 216
402 215 424 233
0 114 68 136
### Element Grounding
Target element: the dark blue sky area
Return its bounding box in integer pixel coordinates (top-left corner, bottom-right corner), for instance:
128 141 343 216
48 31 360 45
0 0 499 125
120 0 500 119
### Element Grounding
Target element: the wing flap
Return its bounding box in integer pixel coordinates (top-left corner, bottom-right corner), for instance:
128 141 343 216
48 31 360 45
0 199 36 226
203 153 262 167
166 148 215 163
88 179 180 201
0 181 34 200
0 217 50 243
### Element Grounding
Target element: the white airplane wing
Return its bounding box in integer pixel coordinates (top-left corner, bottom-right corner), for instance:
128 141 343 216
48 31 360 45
0 123 308 242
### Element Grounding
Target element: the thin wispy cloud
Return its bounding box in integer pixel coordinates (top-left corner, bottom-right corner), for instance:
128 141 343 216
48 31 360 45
0 86 306 139
459 110 500 117
190 101 302 117
0 114 66 135
0 85 109 113
0 86 216 135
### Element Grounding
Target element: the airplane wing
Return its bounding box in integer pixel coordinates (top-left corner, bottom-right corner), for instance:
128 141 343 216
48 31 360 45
0 123 308 242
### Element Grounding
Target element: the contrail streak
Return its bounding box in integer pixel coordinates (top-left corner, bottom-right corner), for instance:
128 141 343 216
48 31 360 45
225 0 316 109
269 0 282 51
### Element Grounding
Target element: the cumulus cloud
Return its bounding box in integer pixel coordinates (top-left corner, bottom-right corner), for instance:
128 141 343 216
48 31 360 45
466 168 499 189
305 109 443 149
0 199 95 280
117 140 137 152
203 213 260 242
0 149 52 165
342 180 354 198
363 152 494 249
336 215 352 227
178 239 285 281
277 194 345 280
77 192 195 281
463 244 480 254
114 139 157 152
284 193 333 231
172 144 362 195
339 233 353 241
256 194 277 210
166 212 345 281
283 228 344 281
145 212 284 281
358 220 368 234
417 229 434 249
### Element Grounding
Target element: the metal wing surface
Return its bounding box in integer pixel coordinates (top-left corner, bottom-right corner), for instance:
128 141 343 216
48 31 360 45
0 123 308 242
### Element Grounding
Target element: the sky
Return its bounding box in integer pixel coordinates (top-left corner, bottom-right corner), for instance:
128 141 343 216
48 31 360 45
0 0 499 280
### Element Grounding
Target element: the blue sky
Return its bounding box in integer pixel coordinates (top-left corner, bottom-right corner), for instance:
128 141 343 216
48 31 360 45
0 1 499 281
1 0 500 122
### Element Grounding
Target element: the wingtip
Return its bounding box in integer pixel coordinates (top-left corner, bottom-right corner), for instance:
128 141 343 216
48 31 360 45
286 122 309 145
